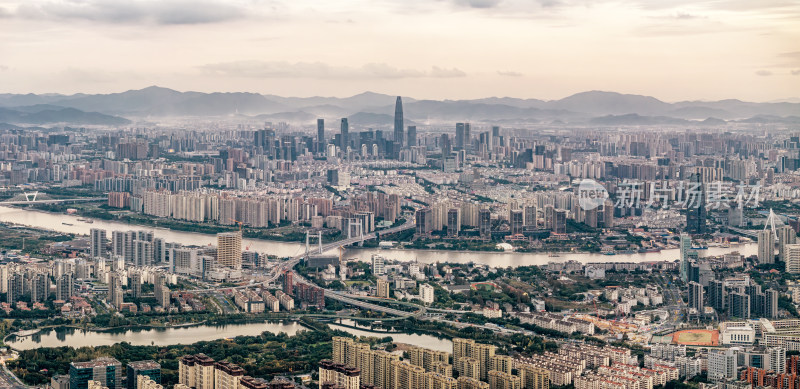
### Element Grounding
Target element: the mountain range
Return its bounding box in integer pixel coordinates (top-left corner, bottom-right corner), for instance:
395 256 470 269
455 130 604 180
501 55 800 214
0 86 797 127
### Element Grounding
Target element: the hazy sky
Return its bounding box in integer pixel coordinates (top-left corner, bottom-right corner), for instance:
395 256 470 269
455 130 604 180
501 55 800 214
0 0 798 102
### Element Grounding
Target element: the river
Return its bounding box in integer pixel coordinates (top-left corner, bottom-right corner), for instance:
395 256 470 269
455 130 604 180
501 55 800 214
6 321 308 350
6 320 452 351
0 206 756 267
329 319 452 352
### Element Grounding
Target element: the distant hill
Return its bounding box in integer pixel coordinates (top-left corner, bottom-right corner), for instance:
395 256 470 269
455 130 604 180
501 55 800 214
0 106 130 126
589 114 690 126
0 86 797 126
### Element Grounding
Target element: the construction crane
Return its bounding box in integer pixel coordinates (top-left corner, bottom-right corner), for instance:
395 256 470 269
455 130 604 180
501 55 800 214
228 218 251 250
228 218 244 232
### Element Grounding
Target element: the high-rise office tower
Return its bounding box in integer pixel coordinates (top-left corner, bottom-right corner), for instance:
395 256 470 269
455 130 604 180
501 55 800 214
407 126 417 148
758 229 775 264
510 210 524 236
552 210 567 234
688 281 704 311
479 209 491 238
766 289 779 319
524 206 537 227
317 119 325 153
708 279 725 313
680 233 692 282
340 118 349 150
394 97 404 147
685 173 707 234
730 292 750 318
216 232 242 270
90 228 106 258
447 208 461 237
456 123 465 150
416 208 433 235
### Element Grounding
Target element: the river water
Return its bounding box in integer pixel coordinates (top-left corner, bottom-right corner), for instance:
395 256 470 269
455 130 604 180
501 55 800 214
329 319 452 352
0 206 755 267
6 320 452 351
6 321 308 350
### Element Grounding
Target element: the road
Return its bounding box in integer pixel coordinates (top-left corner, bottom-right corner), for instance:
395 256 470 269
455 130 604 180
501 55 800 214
187 218 555 338
0 357 27 389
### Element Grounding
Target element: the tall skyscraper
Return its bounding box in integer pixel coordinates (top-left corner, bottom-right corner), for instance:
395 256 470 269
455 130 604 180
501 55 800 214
317 119 325 153
394 96 404 147
340 118 349 150
479 209 491 238
456 123 465 150
685 173 707 234
217 232 242 270
90 228 106 258
777 225 796 262
407 126 417 148
766 289 779 319
680 233 692 282
708 279 725 313
730 292 751 318
758 229 775 264
510 210 523 236
688 281 704 311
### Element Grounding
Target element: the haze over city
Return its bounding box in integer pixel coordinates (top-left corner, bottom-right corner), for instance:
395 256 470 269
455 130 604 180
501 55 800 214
4 2 800 389
0 0 799 101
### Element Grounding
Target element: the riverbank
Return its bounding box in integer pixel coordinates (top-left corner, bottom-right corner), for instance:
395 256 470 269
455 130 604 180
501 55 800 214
0 206 757 267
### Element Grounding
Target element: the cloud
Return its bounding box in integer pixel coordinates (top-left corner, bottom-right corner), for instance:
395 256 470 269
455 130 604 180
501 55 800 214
497 70 523 77
0 7 11 18
200 61 467 79
0 65 8 71
15 0 247 25
792 70 800 76
454 0 503 9
755 70 773 76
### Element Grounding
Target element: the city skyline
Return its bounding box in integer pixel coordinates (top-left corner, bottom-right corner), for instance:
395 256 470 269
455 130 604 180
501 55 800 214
0 0 798 102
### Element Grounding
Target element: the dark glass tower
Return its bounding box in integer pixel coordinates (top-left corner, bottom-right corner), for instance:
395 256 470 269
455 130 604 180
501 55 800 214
394 96 404 147
686 173 707 234
317 119 325 153
340 118 349 150
407 125 417 148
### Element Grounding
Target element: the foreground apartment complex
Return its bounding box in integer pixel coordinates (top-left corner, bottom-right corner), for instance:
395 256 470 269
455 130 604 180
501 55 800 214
330 337 549 389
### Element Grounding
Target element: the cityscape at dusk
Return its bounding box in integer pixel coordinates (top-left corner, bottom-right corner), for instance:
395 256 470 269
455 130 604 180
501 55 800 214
0 2 799 389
